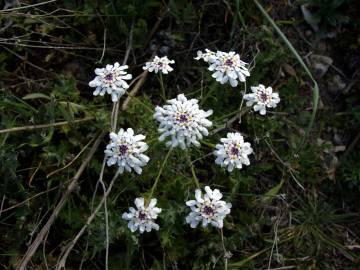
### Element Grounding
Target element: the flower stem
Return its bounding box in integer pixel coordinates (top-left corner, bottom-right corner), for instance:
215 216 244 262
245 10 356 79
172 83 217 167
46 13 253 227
124 91 153 113
220 228 229 270
158 72 166 102
201 140 216 148
186 151 200 188
238 81 247 123
148 148 172 201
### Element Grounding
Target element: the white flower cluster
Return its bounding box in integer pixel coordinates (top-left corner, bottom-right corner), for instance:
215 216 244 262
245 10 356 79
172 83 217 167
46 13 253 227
186 186 232 229
104 128 150 174
86 49 283 234
195 49 281 114
214 132 253 172
154 94 213 149
122 197 161 233
195 49 250 87
143 55 175 74
194 49 216 63
244 84 281 115
89 62 132 102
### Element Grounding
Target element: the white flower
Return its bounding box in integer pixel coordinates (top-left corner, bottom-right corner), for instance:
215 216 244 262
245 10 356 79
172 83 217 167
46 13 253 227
185 186 231 229
143 55 175 74
243 84 280 115
153 93 213 149
208 51 250 87
89 62 132 102
122 197 162 233
214 132 253 172
104 128 149 174
194 49 217 63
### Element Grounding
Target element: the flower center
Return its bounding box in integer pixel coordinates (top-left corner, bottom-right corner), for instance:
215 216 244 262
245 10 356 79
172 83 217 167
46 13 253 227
119 144 128 156
230 146 239 156
203 205 214 215
225 58 233 67
179 114 188 123
138 211 146 220
259 92 268 102
104 73 113 81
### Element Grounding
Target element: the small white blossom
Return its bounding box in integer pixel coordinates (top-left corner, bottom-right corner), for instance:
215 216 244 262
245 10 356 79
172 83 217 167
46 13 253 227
104 128 149 174
89 62 132 102
122 197 162 233
208 51 250 87
143 55 175 74
153 93 213 149
185 186 231 229
214 132 253 172
194 49 216 63
243 84 280 115
224 251 233 259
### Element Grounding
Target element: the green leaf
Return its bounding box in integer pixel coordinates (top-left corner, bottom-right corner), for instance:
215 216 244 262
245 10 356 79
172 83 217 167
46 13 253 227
260 179 284 205
23 93 51 100
229 247 270 268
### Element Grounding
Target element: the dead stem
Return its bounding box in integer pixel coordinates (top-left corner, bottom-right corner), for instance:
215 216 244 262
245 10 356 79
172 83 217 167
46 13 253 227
56 170 121 270
0 117 94 134
16 130 106 270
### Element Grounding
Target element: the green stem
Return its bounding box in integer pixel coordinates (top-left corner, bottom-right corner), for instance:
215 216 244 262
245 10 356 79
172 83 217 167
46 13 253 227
148 148 172 201
124 91 153 113
158 72 166 102
200 82 217 105
238 81 247 123
201 140 216 148
235 0 246 29
213 110 240 123
146 137 160 145
186 151 200 188
220 228 229 270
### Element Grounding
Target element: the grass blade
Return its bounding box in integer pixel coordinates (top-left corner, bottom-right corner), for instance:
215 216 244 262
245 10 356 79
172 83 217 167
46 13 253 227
253 0 319 152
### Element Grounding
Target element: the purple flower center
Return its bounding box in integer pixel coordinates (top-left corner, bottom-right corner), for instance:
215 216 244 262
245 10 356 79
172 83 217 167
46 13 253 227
138 211 146 220
260 92 268 102
105 73 113 81
179 114 188 123
119 144 128 155
225 58 233 67
203 205 214 215
230 146 239 156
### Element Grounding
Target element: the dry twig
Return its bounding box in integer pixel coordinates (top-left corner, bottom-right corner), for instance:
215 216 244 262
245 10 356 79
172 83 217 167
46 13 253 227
16 130 106 270
56 171 120 270
56 20 137 270
0 117 94 134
